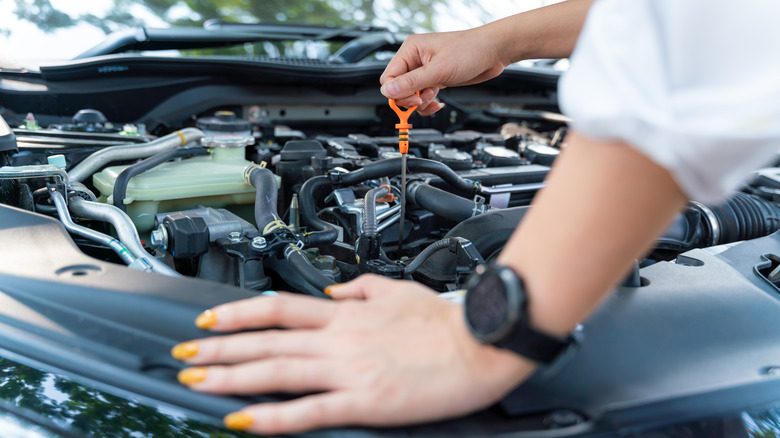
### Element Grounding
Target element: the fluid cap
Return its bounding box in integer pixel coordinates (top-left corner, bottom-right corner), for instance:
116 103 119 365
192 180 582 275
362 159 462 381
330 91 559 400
197 111 252 134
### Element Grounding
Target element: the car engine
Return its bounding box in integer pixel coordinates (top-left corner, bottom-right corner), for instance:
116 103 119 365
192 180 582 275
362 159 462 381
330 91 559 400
2 104 780 296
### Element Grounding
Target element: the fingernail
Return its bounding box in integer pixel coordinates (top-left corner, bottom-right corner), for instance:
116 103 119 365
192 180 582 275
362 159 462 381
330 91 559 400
437 102 446 111
171 341 199 360
224 412 254 430
178 367 208 385
324 283 341 296
380 81 400 98
195 310 217 329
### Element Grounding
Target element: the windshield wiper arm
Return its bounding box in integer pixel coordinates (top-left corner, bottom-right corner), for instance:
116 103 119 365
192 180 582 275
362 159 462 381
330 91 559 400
74 23 396 60
74 27 310 59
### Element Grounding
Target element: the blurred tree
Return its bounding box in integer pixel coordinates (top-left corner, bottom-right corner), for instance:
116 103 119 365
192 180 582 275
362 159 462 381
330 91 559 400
12 0 493 34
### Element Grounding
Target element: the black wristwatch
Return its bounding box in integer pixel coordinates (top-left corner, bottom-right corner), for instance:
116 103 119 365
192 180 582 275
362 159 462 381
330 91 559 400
463 263 572 364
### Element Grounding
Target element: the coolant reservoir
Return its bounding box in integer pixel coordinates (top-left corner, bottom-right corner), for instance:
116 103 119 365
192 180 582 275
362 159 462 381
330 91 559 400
93 135 264 232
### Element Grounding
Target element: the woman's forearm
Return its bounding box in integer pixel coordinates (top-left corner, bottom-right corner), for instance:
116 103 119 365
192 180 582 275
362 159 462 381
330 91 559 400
485 0 595 65
497 133 687 337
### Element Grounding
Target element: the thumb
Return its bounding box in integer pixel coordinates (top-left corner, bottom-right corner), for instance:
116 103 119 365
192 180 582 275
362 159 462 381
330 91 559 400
381 64 440 100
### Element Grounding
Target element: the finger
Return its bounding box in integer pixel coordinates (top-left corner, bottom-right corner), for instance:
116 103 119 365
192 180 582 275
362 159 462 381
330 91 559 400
391 87 438 109
179 357 338 395
417 102 445 117
382 63 442 100
325 274 402 300
420 87 438 104
225 392 361 435
196 292 336 332
392 94 423 108
172 330 323 365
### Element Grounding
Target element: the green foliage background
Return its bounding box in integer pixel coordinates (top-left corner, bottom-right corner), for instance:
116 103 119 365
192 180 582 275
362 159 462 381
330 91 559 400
12 0 493 34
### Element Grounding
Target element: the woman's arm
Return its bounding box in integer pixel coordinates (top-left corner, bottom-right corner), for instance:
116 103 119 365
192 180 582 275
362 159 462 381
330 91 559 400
381 0 593 114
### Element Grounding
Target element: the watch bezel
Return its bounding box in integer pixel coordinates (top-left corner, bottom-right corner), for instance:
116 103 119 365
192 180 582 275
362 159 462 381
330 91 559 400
464 264 526 345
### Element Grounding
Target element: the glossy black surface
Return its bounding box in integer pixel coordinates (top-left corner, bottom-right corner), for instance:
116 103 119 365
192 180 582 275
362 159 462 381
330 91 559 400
0 356 252 437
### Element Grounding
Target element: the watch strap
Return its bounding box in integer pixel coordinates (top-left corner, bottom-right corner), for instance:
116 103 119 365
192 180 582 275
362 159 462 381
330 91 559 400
496 319 572 364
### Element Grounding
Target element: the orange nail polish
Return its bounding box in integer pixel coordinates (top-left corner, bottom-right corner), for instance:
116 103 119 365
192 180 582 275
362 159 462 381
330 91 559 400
177 367 208 385
195 310 217 329
224 412 254 430
324 284 340 296
171 341 199 360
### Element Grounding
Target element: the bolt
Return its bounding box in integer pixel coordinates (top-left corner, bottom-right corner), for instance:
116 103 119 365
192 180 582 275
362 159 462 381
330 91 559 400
313 255 337 271
228 231 242 243
250 236 267 250
763 366 780 376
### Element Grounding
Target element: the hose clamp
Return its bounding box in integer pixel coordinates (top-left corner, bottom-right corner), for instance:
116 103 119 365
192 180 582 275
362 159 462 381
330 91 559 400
690 201 720 246
284 243 302 259
471 195 487 217
328 170 344 185
243 163 265 185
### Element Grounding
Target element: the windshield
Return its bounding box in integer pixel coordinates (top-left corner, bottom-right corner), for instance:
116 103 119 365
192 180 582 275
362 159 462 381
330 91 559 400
0 0 561 68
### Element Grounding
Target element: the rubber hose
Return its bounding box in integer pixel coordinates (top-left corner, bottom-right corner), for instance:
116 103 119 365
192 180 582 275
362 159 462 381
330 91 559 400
408 183 483 222
248 166 282 229
340 157 481 196
707 192 780 244
653 193 780 257
113 147 208 212
299 158 480 247
248 169 331 296
404 238 454 275
284 245 333 297
299 176 340 247
363 186 389 236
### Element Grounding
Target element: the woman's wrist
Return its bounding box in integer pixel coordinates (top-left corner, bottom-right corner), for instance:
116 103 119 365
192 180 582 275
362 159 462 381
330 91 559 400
478 0 595 66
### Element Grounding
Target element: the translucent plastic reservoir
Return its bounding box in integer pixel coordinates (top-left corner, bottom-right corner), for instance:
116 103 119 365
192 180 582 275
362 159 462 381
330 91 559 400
93 147 265 232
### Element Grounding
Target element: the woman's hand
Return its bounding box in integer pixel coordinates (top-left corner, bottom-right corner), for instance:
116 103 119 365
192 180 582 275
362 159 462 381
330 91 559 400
380 27 510 116
379 0 594 116
172 275 536 435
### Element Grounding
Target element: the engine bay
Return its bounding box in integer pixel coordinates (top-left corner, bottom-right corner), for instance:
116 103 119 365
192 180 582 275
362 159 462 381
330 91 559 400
3 64 780 435
1 106 569 294
2 103 780 295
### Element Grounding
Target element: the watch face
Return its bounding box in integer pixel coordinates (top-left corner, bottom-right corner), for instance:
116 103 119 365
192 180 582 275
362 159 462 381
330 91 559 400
465 271 510 341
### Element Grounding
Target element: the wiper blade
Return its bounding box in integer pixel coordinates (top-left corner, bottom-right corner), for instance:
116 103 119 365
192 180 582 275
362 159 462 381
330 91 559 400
74 24 397 61
75 27 301 59
202 20 390 40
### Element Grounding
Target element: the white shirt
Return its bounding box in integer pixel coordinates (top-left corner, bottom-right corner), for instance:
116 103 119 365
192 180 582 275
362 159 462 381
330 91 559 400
559 0 780 204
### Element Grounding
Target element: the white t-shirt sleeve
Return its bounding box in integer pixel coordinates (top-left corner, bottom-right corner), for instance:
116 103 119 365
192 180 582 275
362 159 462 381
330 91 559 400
558 0 780 204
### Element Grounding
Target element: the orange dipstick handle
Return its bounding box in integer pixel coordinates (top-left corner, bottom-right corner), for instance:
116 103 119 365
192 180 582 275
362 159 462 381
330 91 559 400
388 91 420 154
